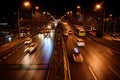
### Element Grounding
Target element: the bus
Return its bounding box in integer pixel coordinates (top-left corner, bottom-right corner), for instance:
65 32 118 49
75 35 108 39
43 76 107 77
75 25 86 37
78 28 86 37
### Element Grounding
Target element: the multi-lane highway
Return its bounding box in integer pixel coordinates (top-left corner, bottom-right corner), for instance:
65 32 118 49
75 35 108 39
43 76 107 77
0 29 55 80
63 23 120 80
0 21 120 80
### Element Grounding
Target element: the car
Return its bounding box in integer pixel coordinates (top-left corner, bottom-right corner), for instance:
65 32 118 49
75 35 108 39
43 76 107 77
63 28 69 36
76 38 85 47
68 30 72 34
24 37 32 45
24 42 38 53
72 47 84 63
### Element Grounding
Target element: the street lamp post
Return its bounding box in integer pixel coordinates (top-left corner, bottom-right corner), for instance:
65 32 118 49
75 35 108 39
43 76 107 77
18 1 31 37
18 8 20 35
95 3 105 33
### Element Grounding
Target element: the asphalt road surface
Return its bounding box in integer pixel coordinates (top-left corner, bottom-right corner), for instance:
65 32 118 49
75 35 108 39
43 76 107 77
65 31 120 80
0 30 55 80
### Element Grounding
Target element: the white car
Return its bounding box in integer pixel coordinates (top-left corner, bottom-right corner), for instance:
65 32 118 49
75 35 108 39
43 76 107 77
24 42 38 53
72 48 84 63
77 38 85 47
24 37 32 45
68 30 72 35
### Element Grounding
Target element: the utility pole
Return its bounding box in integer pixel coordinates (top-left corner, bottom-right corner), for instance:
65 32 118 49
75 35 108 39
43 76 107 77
18 8 20 35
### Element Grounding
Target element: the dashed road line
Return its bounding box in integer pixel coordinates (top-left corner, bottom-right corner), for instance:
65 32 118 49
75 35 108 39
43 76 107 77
12 51 15 53
15 48 18 51
8 53 12 56
89 66 98 80
3 56 8 60
0 60 2 62
108 65 120 79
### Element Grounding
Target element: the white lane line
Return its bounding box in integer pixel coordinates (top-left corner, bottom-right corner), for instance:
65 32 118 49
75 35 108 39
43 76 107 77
108 65 120 78
12 51 15 53
3 56 8 60
89 66 98 80
8 53 12 56
18 46 21 48
0 60 2 62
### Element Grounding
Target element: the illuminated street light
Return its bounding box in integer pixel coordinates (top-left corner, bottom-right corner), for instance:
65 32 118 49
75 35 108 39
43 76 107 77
24 1 31 8
77 5 80 9
96 4 101 9
35 6 39 10
95 2 105 33
18 1 31 37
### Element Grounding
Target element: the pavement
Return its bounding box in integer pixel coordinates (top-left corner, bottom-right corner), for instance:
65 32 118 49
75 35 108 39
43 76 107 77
0 29 41 54
103 33 113 41
0 37 25 54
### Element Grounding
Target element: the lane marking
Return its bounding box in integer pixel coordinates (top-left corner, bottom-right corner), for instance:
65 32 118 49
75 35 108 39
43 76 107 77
8 53 12 56
12 51 15 53
0 60 2 62
3 56 7 60
108 65 120 78
89 66 98 80
18 46 21 48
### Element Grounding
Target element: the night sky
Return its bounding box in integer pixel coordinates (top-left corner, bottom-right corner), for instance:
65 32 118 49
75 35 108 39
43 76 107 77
0 0 120 18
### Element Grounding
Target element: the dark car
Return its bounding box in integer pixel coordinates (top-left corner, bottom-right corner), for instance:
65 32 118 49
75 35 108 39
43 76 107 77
72 47 84 63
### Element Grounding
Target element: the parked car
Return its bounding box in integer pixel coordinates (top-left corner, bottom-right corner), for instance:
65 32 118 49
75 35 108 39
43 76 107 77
24 42 38 53
24 37 32 45
76 38 85 47
72 47 84 63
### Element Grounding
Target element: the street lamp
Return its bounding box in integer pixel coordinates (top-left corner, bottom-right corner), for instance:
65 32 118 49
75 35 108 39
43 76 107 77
77 5 80 9
24 1 30 7
95 2 105 33
18 1 31 37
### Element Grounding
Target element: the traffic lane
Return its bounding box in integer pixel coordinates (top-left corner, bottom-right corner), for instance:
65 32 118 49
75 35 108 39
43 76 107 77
79 37 120 80
66 34 120 80
65 35 75 58
65 35 95 80
0 33 54 80
88 35 120 52
0 42 26 64
69 61 95 80
85 37 120 76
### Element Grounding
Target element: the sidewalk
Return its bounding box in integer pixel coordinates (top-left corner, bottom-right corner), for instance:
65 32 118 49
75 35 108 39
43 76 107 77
0 38 25 54
103 33 113 41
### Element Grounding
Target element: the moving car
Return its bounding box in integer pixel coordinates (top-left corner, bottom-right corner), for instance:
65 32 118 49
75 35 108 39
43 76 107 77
68 30 72 35
63 28 69 36
76 38 85 47
72 47 84 63
24 37 32 45
24 42 38 53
